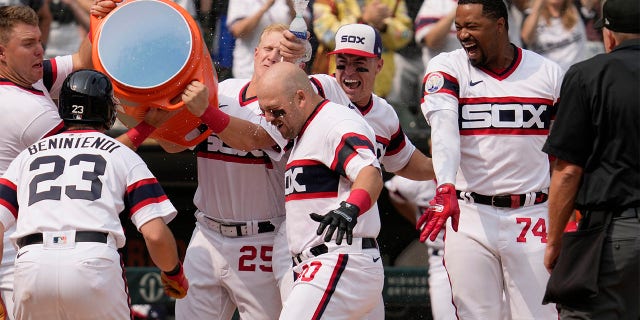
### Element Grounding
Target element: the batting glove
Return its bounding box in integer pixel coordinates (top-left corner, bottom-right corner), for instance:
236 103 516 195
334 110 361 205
310 201 359 245
417 183 460 242
160 262 189 299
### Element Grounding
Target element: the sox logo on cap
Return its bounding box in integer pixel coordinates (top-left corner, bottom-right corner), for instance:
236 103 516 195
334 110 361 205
328 23 383 58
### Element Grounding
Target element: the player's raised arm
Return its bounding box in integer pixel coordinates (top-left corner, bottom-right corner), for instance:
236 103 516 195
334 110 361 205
183 81 278 151
72 0 123 71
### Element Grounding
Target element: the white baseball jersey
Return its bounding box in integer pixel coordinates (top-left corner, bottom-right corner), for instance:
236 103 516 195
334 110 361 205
192 78 289 222
309 74 416 173
0 55 71 316
279 99 383 320
421 47 562 319
414 0 460 67
176 78 290 320
0 130 176 319
0 130 177 246
421 47 563 195
283 99 380 254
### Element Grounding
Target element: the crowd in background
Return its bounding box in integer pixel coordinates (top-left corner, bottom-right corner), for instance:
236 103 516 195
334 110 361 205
4 0 605 123
191 0 604 143
197 0 603 118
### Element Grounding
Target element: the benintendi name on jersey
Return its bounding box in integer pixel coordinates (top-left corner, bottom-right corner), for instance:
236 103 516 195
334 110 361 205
27 135 121 155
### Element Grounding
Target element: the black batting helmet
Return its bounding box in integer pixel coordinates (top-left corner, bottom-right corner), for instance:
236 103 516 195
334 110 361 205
59 69 117 130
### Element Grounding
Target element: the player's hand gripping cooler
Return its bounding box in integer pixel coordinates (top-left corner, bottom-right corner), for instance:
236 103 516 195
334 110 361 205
89 0 218 148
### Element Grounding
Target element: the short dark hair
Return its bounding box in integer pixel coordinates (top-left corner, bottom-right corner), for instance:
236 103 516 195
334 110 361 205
458 0 510 30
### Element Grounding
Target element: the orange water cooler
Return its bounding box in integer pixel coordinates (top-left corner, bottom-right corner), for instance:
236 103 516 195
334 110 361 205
90 0 217 148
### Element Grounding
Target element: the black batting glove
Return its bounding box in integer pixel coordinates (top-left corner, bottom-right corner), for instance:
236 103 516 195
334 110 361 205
310 201 359 245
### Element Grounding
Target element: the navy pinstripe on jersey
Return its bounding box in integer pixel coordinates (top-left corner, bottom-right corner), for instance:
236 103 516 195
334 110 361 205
385 127 407 156
285 159 340 201
0 179 18 217
331 133 375 176
125 178 169 215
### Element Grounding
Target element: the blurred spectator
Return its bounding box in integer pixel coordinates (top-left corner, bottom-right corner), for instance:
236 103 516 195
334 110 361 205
521 0 588 71
507 0 529 47
386 0 424 131
575 0 604 57
196 0 234 81
415 0 459 73
226 0 296 78
312 0 413 98
44 0 91 58
0 0 52 47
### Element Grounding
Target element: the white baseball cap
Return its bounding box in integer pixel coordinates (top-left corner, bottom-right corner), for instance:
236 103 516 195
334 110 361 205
328 24 383 58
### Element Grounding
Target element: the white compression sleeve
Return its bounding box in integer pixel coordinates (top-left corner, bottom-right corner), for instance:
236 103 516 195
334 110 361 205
428 109 460 186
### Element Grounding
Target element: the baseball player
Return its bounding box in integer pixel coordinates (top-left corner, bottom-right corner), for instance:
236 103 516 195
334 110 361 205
417 0 563 319
0 3 169 318
168 24 312 320
0 70 188 319
272 24 436 317
257 61 384 320
384 175 457 320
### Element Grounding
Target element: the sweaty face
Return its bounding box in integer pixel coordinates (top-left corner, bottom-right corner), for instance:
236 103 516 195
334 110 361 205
253 31 284 78
0 23 44 87
334 54 381 107
259 91 300 140
455 4 501 67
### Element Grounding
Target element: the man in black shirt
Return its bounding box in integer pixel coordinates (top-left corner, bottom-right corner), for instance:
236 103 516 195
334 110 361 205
542 0 640 318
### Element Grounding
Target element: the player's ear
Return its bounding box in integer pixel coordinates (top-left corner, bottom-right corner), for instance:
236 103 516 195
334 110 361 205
294 89 305 107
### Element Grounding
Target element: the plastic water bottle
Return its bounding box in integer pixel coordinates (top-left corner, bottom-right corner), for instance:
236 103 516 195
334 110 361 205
289 0 312 63
289 0 309 40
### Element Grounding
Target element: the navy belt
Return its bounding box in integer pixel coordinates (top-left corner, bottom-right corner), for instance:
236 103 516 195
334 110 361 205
17 231 108 248
293 238 378 264
456 190 548 208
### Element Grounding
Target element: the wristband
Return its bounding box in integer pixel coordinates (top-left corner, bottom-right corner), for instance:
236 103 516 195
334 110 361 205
164 262 182 276
126 121 155 148
346 188 372 215
200 105 230 134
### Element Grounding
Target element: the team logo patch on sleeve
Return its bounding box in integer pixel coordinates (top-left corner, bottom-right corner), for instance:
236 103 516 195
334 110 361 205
425 72 445 94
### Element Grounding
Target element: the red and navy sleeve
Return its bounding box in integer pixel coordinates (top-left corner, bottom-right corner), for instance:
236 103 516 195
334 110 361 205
124 178 169 217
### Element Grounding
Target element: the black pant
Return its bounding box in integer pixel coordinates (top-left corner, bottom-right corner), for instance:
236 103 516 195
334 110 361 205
559 208 640 320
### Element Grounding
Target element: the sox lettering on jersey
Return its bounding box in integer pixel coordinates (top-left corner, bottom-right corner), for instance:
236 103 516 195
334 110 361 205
461 104 548 128
284 160 339 201
205 136 266 158
285 167 306 194
459 101 552 135
197 135 272 166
